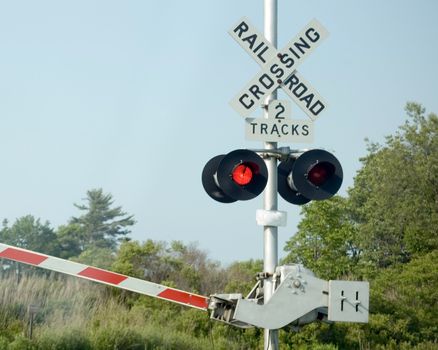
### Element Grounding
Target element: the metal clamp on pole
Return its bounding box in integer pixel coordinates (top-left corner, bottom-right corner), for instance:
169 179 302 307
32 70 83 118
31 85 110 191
256 209 287 227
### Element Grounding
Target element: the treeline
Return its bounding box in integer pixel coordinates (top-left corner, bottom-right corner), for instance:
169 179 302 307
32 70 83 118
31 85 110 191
280 103 438 349
0 188 260 297
0 103 437 349
1 188 135 265
0 190 264 348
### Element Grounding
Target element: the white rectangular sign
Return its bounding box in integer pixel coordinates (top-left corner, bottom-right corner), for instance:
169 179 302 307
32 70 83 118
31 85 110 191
268 100 291 120
230 19 329 118
245 118 314 143
328 281 369 323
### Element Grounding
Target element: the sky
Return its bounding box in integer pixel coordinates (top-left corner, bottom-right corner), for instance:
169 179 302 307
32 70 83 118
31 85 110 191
1 0 437 265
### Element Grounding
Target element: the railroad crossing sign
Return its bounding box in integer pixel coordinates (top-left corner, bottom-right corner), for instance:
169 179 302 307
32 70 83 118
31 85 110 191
245 100 314 142
229 17 328 121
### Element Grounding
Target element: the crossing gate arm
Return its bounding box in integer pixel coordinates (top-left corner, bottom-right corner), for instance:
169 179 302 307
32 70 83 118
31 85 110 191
0 243 209 311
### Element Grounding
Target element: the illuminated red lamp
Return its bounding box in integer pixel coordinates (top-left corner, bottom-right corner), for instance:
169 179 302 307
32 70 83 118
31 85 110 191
307 162 335 187
278 149 343 205
202 149 268 203
232 164 253 186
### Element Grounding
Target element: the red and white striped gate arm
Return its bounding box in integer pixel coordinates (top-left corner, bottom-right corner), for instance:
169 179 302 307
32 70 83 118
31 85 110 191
0 243 209 311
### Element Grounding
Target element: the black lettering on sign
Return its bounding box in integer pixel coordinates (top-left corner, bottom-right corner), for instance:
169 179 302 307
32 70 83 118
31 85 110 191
249 84 264 100
257 46 269 63
283 74 299 91
253 42 264 53
239 94 254 109
302 124 309 136
293 83 308 98
283 74 324 118
281 124 289 135
259 74 274 90
234 21 249 37
269 64 284 79
291 124 299 135
275 102 285 119
286 28 320 61
260 123 268 134
310 101 325 116
279 53 294 68
300 93 315 107
293 37 311 55
305 28 320 43
288 46 301 60
233 21 270 63
271 123 280 137
242 34 257 49
250 122 257 133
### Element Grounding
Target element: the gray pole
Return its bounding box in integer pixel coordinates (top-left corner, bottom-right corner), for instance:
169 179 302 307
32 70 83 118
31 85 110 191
263 0 279 349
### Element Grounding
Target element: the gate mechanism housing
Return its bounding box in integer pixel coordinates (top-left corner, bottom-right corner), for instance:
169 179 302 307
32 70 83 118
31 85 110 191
209 265 369 329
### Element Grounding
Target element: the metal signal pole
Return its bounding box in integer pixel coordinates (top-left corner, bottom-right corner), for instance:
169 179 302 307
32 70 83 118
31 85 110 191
263 0 279 349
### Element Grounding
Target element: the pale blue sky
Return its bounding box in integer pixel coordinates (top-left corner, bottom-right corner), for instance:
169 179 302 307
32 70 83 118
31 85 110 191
1 1 437 264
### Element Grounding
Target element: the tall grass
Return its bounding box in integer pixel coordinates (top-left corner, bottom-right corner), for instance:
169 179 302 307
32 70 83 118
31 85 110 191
0 271 255 349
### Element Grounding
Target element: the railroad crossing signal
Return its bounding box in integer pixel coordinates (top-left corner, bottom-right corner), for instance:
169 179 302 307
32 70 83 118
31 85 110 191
229 17 328 120
202 149 268 203
278 149 343 205
202 149 343 204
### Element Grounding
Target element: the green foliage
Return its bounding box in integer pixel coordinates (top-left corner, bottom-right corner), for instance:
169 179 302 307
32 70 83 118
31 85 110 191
223 259 262 294
279 323 340 349
112 240 225 295
281 103 438 349
69 188 135 251
71 246 115 270
0 273 258 349
36 329 91 350
283 196 359 279
0 216 58 256
371 251 438 342
349 103 438 269
55 223 83 259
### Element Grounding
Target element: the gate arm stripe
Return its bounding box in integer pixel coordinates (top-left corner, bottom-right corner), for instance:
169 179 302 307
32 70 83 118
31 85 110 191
0 243 209 310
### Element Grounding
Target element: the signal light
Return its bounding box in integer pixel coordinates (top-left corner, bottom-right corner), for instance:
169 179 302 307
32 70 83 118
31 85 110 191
307 162 335 186
202 149 268 203
278 149 343 205
232 164 253 186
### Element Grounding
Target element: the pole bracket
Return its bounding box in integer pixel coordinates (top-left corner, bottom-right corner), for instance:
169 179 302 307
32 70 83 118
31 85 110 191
256 209 287 227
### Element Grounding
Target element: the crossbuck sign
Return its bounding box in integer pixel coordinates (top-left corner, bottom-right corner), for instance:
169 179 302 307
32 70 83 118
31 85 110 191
229 17 328 121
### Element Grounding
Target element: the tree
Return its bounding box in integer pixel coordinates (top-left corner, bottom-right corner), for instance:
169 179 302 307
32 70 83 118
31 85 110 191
278 103 438 348
370 251 438 344
349 103 438 269
0 215 59 256
282 196 359 280
169 241 226 295
68 188 135 252
112 240 225 295
223 259 263 295
56 223 83 259
112 240 173 284
72 246 115 270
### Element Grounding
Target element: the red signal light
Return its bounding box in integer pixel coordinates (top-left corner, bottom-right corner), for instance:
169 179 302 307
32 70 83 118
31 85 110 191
202 149 268 202
307 162 335 186
278 149 343 204
232 164 253 186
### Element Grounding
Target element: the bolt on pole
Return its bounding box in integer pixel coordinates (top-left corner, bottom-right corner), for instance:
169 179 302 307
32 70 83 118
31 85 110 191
263 0 279 349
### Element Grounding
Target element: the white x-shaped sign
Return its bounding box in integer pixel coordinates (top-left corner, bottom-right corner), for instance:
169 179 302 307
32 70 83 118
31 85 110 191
229 17 328 121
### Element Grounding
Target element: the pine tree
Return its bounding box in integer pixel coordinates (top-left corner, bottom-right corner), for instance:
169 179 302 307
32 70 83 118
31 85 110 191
69 188 135 251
